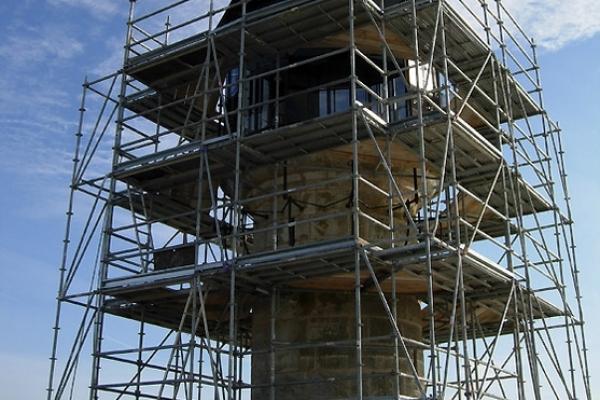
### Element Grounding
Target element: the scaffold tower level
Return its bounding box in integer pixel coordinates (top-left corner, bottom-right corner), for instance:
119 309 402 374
47 0 591 399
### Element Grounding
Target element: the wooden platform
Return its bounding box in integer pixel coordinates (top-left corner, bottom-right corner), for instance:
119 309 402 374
102 237 565 343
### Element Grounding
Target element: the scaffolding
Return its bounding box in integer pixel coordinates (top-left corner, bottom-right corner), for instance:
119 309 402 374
46 0 591 399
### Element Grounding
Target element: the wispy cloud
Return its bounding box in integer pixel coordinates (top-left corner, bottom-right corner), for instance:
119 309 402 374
47 0 120 17
91 35 124 76
0 118 73 177
0 25 83 67
503 0 600 50
453 0 600 50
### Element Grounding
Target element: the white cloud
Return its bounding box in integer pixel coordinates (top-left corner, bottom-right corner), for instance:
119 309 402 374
452 0 600 50
47 0 120 16
503 0 600 50
0 119 73 177
0 25 83 66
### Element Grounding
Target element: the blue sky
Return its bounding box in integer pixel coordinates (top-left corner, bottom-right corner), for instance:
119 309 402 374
0 1 598 399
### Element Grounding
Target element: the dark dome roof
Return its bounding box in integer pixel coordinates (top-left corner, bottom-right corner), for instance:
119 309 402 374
218 0 284 26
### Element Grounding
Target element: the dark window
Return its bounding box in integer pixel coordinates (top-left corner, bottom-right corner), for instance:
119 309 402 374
245 77 273 132
226 68 239 98
389 74 409 121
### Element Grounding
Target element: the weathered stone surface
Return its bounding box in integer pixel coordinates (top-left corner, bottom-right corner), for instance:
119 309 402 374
242 140 439 252
252 290 423 399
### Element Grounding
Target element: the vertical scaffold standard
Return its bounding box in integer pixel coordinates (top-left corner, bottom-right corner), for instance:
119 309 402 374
47 1 591 399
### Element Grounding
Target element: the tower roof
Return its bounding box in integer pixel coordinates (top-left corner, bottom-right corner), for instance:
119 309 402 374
219 0 282 26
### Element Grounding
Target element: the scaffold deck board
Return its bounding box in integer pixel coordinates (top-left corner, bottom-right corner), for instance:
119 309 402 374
385 0 542 123
125 0 365 80
101 237 563 344
112 108 551 247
